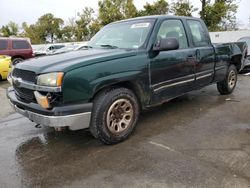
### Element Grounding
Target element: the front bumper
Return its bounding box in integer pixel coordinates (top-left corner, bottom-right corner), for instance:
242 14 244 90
7 87 92 130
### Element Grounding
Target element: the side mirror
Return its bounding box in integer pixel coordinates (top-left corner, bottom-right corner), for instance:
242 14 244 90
153 37 179 52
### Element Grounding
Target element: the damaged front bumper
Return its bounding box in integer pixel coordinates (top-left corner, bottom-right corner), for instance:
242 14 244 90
7 87 92 130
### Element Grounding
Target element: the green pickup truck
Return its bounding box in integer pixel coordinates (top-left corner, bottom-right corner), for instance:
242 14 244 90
7 16 247 144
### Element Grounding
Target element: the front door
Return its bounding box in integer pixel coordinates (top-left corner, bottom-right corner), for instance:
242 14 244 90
150 19 196 103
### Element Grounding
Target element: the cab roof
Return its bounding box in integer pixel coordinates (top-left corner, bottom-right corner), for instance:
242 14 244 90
111 15 202 24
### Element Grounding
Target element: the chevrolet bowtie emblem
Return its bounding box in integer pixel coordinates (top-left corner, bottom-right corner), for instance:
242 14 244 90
12 77 22 87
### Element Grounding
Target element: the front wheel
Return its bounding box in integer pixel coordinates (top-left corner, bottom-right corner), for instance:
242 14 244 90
217 64 237 95
12 57 24 65
90 87 139 144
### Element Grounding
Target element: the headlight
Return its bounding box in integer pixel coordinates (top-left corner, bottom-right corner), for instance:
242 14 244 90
37 72 64 87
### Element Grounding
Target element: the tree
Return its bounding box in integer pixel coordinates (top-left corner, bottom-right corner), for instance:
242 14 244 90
98 0 125 26
220 1 238 30
37 13 64 43
22 13 64 44
0 21 19 37
89 19 102 37
75 7 94 41
200 0 206 21
171 0 198 17
22 22 45 44
122 0 138 18
199 0 238 31
138 0 169 16
61 18 77 42
98 0 138 26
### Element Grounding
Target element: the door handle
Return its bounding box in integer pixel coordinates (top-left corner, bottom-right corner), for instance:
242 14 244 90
196 49 201 61
187 55 195 58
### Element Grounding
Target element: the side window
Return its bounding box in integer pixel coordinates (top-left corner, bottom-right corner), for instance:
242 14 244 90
0 40 8 50
12 40 30 49
157 19 188 49
187 20 210 47
48 46 55 51
55 45 65 49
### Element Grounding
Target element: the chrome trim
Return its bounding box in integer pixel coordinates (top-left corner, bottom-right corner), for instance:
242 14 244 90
9 99 91 131
7 74 12 85
154 78 195 92
12 76 62 92
153 74 195 88
153 70 213 92
196 73 212 80
196 70 212 76
215 66 227 71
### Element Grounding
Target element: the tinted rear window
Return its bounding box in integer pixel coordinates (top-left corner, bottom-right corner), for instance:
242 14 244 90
0 40 8 50
12 40 30 49
55 45 65 49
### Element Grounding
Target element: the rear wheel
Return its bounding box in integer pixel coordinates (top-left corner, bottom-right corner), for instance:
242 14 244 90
90 87 139 144
217 64 237 95
12 57 24 65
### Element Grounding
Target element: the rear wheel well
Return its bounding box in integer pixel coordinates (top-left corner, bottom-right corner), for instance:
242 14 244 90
11 56 24 61
90 81 143 109
230 54 242 72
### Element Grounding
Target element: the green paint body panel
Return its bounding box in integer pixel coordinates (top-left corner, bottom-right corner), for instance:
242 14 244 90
62 50 151 106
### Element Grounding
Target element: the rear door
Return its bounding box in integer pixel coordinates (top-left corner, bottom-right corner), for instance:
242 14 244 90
186 20 215 88
10 40 32 59
150 19 196 102
0 39 10 56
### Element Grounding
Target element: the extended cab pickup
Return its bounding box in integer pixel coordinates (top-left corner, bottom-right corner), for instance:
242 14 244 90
7 16 247 144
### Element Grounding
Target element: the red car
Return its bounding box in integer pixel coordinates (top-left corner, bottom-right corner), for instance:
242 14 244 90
0 38 34 65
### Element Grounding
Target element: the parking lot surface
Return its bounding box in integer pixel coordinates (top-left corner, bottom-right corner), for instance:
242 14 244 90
0 75 249 188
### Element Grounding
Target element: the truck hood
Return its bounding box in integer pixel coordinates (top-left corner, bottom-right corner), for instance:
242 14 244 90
16 48 137 74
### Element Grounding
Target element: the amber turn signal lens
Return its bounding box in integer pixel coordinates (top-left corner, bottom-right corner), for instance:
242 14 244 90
56 72 64 86
34 91 51 109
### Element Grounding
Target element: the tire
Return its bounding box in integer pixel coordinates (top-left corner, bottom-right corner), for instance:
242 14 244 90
12 57 24 65
90 87 140 144
217 64 237 95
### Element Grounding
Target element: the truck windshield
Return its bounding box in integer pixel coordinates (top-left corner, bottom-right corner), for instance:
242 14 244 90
88 19 155 49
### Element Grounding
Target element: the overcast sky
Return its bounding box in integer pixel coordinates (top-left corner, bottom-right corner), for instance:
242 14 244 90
0 0 249 28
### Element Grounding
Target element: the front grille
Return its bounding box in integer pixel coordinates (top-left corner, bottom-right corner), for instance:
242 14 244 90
12 68 36 83
13 84 36 103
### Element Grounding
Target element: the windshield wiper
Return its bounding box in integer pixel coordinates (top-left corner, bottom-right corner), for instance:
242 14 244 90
80 45 93 49
100 44 118 49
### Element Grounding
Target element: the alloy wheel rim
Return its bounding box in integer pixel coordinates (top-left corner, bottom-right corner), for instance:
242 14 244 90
106 99 134 134
228 70 236 89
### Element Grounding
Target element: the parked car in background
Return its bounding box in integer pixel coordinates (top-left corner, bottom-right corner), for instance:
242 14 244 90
74 43 89 50
48 43 89 55
48 44 80 55
238 37 250 54
0 38 34 65
0 55 12 80
237 37 250 69
34 44 65 56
